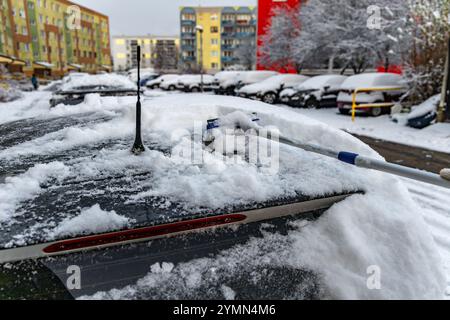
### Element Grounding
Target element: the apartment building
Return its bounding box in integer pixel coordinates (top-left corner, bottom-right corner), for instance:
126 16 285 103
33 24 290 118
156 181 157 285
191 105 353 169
180 6 257 73
0 0 111 77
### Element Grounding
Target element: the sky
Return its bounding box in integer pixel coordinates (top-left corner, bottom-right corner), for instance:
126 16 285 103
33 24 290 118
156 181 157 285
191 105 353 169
74 0 257 36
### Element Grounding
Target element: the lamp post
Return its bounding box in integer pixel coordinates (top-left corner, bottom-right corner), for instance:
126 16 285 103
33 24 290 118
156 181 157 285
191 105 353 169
196 25 204 92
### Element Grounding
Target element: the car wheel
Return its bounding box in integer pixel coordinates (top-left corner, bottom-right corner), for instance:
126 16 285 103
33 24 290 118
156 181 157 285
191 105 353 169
338 108 350 115
305 97 319 109
169 85 176 91
191 87 200 93
370 107 382 117
262 93 277 104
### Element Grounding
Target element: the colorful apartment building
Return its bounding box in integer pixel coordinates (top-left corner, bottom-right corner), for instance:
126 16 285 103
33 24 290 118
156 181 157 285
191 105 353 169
112 35 179 72
0 0 111 77
180 6 257 73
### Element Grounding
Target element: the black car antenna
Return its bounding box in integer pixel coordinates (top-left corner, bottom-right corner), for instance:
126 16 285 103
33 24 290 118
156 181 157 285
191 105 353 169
131 45 145 155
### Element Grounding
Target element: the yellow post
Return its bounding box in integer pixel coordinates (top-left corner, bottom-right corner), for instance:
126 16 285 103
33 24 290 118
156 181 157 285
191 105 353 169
351 87 405 122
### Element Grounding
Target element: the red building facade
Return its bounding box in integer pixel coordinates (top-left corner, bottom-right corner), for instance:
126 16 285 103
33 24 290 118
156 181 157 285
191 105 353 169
257 0 301 72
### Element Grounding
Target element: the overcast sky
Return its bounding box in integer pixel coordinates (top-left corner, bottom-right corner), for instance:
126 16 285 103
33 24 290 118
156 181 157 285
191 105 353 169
74 0 257 36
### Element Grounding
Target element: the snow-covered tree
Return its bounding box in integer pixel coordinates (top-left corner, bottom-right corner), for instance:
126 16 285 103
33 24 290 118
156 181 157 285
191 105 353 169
235 38 256 70
259 6 303 72
403 0 450 102
293 0 412 74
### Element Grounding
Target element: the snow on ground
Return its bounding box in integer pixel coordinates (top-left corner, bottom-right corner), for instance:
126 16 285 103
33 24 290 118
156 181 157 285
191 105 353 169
280 106 450 153
0 92 448 299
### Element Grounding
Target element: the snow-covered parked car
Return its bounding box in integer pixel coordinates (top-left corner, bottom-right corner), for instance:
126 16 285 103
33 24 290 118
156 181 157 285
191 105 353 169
212 71 243 94
337 73 407 117
219 71 278 96
236 74 309 104
0 93 446 300
159 75 189 91
146 74 179 89
50 73 137 107
176 74 216 92
280 75 347 108
406 95 441 129
0 82 23 102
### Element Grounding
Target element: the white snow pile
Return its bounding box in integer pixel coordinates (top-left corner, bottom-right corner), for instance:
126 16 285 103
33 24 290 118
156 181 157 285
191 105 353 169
407 95 441 120
49 204 132 238
0 93 447 299
60 73 136 91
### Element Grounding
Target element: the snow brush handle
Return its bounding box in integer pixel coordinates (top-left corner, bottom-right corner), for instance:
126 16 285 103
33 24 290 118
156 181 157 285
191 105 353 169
338 152 450 189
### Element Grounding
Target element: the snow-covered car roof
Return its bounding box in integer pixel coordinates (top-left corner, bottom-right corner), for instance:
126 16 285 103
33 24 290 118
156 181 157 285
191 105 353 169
238 74 309 94
146 74 179 87
340 73 405 90
214 71 242 83
178 75 215 86
297 75 348 91
236 71 279 85
0 93 445 299
60 73 137 92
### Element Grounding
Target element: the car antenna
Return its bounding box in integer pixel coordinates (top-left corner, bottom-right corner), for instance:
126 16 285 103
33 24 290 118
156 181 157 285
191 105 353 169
131 45 145 155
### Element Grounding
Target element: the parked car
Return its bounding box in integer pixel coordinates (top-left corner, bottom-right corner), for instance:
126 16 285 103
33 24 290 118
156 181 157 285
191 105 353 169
219 71 278 96
139 73 160 87
406 95 441 129
160 75 187 91
177 74 216 92
146 74 179 89
212 71 243 95
50 73 137 107
236 74 309 104
337 73 407 117
280 75 348 108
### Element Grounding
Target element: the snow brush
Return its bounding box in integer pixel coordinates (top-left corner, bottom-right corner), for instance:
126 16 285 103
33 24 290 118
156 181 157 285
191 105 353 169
206 115 450 189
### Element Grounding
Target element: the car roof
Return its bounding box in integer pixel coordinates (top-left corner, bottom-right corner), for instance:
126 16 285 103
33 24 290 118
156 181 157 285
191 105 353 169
298 75 348 90
340 73 404 90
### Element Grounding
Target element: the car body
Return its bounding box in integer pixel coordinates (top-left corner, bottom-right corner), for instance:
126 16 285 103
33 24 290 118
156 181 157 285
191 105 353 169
146 74 179 89
406 95 441 129
337 73 407 117
219 71 278 96
236 74 309 104
280 75 348 108
50 73 137 107
139 73 160 87
159 75 187 91
212 71 243 94
177 74 216 92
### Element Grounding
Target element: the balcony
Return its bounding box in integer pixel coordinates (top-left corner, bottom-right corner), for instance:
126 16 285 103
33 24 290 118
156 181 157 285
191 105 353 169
181 20 196 26
235 32 255 38
181 44 195 51
221 32 235 38
181 32 196 38
221 56 235 62
221 20 235 26
221 44 235 50
182 56 196 62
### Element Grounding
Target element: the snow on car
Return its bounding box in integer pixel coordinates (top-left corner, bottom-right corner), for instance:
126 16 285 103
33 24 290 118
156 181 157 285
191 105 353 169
50 73 137 107
146 74 179 89
281 75 348 109
337 73 407 117
406 95 441 129
176 74 215 92
0 93 446 299
212 71 243 94
236 74 309 104
159 75 191 91
219 71 278 96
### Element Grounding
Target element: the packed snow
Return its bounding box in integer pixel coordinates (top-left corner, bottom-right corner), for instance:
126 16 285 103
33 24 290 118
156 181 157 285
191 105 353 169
407 95 441 119
60 73 136 91
0 91 447 299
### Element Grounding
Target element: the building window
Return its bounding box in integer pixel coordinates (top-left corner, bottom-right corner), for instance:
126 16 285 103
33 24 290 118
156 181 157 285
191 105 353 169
211 39 218 45
211 50 218 57
211 63 219 69
210 26 218 33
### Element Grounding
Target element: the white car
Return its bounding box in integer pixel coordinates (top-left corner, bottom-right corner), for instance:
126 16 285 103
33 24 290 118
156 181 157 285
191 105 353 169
337 73 407 116
212 71 243 94
160 75 188 91
236 74 309 104
280 75 347 108
146 74 179 89
220 71 279 96
177 74 216 92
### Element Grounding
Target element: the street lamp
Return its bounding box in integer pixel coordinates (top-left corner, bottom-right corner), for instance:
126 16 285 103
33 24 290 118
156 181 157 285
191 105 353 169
196 25 204 92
